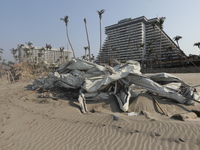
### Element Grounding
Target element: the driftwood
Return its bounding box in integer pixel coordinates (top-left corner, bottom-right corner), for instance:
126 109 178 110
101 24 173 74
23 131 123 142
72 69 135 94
6 71 15 83
152 96 167 115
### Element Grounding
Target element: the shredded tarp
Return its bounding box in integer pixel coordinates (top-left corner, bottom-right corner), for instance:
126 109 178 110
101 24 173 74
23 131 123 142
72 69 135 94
32 58 200 113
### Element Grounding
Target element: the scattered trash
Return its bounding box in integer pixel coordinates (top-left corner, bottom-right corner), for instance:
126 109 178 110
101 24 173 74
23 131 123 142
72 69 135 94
128 112 137 116
112 114 119 121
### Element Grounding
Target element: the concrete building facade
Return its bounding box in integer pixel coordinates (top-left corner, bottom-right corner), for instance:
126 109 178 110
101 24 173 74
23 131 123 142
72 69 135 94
97 16 186 67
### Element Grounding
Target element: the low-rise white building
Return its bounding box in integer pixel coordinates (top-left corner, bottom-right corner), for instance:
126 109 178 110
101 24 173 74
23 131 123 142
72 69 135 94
17 45 72 64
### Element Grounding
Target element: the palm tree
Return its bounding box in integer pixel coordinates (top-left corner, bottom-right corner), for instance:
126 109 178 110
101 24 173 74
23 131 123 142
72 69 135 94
91 54 95 62
0 49 3 75
11 48 18 64
165 45 173 58
193 42 200 51
156 17 166 68
173 36 182 48
23 47 30 63
128 38 132 58
38 47 45 63
146 41 154 68
60 16 76 58
26 41 33 47
84 18 91 61
45 44 52 63
45 44 52 50
0 48 3 62
37 47 45 70
17 44 24 63
151 21 158 58
0 48 3 54
83 46 88 60
139 43 145 68
59 47 65 65
97 9 105 64
26 42 34 63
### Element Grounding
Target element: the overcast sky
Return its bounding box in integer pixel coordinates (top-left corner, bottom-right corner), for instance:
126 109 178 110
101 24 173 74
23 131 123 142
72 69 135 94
1 0 200 61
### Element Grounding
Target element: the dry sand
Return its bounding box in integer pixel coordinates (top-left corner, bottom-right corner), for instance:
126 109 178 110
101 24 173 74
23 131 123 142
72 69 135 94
1 73 200 150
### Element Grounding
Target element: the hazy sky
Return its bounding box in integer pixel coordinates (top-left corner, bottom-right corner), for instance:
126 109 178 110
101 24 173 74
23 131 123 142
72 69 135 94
1 0 200 61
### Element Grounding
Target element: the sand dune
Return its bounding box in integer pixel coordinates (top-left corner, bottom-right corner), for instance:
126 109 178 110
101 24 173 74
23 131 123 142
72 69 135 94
1 73 200 150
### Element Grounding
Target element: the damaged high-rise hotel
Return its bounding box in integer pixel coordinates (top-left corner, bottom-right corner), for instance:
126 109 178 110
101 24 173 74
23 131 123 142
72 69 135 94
97 16 186 67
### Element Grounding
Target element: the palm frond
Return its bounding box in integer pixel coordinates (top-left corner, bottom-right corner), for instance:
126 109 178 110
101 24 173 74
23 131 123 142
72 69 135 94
60 16 68 22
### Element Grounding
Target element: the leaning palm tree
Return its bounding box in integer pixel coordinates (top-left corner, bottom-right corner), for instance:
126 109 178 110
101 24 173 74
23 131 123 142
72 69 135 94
60 16 76 58
97 9 105 64
173 36 182 48
84 18 91 61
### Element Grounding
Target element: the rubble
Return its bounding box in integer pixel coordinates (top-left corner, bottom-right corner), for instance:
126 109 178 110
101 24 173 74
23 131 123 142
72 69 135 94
32 59 200 113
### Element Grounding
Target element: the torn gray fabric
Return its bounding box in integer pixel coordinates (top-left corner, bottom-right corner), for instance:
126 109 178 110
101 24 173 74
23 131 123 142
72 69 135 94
32 59 200 113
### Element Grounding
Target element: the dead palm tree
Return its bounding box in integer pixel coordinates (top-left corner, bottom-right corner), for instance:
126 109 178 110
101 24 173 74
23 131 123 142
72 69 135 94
97 9 105 64
60 16 76 58
173 36 182 48
84 18 91 61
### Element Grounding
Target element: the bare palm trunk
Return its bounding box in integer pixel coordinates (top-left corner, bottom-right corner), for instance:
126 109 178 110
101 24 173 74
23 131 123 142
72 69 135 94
99 18 102 64
66 26 76 58
84 19 91 61
62 51 64 65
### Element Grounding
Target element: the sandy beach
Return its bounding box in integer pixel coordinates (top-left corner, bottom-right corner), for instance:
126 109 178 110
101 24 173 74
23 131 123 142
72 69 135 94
1 73 200 150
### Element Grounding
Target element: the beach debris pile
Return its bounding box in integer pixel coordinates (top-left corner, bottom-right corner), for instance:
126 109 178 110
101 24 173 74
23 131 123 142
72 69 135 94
32 59 200 113
9 63 49 81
